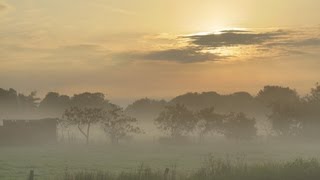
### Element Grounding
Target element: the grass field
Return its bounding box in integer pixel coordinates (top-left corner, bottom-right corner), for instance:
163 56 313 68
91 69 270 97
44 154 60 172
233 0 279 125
59 158 320 180
1 140 320 179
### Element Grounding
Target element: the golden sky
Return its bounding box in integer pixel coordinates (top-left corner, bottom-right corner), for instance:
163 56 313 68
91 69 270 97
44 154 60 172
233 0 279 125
0 0 320 105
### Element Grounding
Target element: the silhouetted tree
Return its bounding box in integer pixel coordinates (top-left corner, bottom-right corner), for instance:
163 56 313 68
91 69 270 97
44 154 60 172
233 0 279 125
39 92 116 118
222 112 257 140
102 106 142 144
170 91 264 115
257 86 302 136
196 107 224 139
0 88 40 118
70 92 111 108
17 91 40 111
62 107 104 144
170 92 222 111
39 92 70 117
196 108 257 140
309 83 320 101
155 104 198 139
125 98 167 120
0 88 19 116
300 83 320 137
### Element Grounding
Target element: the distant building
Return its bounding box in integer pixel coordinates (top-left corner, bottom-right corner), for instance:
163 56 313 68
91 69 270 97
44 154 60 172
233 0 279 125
0 118 58 145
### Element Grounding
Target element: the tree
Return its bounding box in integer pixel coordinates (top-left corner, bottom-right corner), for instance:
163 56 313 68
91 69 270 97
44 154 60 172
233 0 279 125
155 104 198 139
17 91 40 111
196 107 224 139
307 83 320 102
196 108 257 140
0 88 19 116
222 112 257 140
125 98 167 120
256 86 302 136
300 83 320 137
256 86 300 106
39 92 70 117
70 92 111 108
102 107 142 144
0 88 40 118
170 91 263 115
62 107 104 144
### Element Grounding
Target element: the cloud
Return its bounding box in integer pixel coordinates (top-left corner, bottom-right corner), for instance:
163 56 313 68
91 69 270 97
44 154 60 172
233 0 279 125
296 38 320 46
0 1 8 12
220 30 251 33
114 47 224 63
186 30 287 48
112 29 291 63
267 38 320 47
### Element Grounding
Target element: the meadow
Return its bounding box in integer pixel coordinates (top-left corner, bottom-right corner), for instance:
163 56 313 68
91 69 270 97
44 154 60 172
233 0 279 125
2 139 320 180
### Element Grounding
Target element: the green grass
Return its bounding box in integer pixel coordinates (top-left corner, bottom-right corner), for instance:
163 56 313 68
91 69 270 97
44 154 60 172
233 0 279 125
2 140 320 179
56 158 320 180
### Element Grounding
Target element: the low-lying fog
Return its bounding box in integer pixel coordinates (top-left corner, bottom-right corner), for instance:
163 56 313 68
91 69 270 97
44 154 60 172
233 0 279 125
0 84 320 179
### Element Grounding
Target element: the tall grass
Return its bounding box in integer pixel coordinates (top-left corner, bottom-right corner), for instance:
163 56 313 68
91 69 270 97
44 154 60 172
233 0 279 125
59 165 169 180
55 157 320 180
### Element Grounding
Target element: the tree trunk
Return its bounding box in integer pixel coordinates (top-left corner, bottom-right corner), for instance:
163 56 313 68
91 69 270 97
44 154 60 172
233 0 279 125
86 123 91 145
78 124 90 145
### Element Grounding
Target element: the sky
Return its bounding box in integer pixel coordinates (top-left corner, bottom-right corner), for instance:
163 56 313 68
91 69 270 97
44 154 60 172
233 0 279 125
0 0 320 106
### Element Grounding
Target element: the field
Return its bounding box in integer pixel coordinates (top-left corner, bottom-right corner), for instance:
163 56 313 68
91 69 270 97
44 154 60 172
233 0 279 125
1 139 320 180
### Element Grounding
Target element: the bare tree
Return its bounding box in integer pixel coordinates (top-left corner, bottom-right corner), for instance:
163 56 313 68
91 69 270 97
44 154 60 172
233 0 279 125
62 107 104 144
102 107 142 145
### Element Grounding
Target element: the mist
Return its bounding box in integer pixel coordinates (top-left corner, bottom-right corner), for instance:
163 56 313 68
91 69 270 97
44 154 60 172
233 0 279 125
2 0 320 179
0 84 320 179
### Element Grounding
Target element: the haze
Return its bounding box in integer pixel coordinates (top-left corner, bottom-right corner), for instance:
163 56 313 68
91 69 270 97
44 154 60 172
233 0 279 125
2 1 320 180
0 0 319 105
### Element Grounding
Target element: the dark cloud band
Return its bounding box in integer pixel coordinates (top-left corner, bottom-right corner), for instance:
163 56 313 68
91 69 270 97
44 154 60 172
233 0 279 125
185 30 287 47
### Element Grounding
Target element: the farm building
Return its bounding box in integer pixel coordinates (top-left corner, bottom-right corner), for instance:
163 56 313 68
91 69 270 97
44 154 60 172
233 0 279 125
0 118 58 145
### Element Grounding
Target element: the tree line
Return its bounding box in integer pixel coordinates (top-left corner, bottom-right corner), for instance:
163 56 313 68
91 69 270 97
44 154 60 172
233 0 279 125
0 83 319 144
61 103 256 145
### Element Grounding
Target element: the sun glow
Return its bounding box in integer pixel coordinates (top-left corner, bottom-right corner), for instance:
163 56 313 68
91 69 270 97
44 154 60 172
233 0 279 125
185 27 252 58
187 27 249 37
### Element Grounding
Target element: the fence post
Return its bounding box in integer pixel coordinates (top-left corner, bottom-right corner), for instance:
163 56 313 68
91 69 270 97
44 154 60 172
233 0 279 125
28 170 34 180
164 168 169 180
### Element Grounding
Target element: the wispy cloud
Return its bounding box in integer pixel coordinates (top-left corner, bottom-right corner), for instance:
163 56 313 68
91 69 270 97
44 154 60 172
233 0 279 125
114 47 225 63
267 38 320 47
